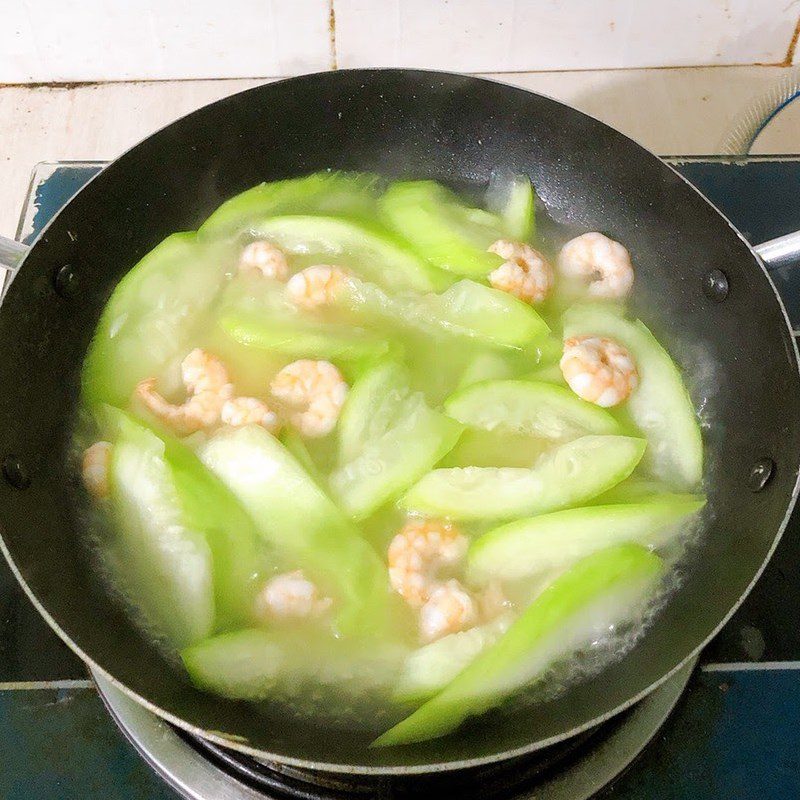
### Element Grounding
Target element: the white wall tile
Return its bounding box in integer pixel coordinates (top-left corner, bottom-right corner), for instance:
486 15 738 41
0 0 331 83
335 0 800 72
4 5 41 82
3 65 800 238
1 0 797 83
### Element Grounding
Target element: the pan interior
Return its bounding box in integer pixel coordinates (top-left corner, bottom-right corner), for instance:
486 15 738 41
0 70 798 770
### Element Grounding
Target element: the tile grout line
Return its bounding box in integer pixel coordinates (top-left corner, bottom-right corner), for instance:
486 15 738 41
702 661 800 672
328 0 338 71
0 679 94 690
781 13 800 67
0 62 797 89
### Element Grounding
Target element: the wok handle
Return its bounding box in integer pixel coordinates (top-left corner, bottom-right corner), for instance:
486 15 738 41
0 236 30 286
754 230 800 272
0 235 29 297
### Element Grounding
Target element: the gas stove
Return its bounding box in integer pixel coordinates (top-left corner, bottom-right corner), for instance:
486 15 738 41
2 158 800 800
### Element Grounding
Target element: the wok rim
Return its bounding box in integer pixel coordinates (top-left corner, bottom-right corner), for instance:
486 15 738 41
1 67 799 774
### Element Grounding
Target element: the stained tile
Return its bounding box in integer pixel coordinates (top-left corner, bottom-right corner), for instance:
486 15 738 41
0 0 331 82
335 0 799 72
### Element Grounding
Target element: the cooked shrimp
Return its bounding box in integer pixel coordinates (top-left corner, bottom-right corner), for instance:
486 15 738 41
238 240 289 281
286 265 349 309
557 232 634 299
255 570 332 620
269 359 348 438
134 349 233 435
181 348 233 396
135 381 229 435
387 518 468 608
221 396 280 432
560 335 638 407
487 239 553 304
82 441 112 498
419 580 477 642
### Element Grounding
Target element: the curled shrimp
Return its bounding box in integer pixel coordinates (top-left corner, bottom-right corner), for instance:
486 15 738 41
134 349 233 435
560 335 638 407
255 570 332 621
557 232 633 299
269 359 348 438
419 579 477 642
82 441 112 499
135 382 229 435
181 347 232 395
387 518 468 609
238 240 289 281
286 265 349 309
221 396 280 432
487 239 554 304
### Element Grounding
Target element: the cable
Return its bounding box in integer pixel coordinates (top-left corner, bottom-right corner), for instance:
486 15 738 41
719 65 800 156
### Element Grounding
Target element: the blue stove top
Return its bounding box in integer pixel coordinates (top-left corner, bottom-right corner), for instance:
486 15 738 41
2 159 800 799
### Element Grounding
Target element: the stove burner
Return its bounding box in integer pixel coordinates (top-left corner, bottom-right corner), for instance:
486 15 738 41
93 660 695 800
187 725 600 799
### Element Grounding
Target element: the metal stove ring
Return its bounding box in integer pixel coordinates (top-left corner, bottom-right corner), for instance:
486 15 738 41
92 658 695 800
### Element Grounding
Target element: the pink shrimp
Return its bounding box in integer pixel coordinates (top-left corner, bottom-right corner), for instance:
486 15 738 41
560 335 638 407
220 396 280 432
269 359 348 438
134 349 233 435
419 579 477 642
387 518 468 609
488 239 554 304
557 232 634 299
286 265 349 309
238 240 289 281
254 570 332 620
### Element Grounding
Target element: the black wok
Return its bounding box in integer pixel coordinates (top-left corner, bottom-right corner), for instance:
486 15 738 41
0 70 799 773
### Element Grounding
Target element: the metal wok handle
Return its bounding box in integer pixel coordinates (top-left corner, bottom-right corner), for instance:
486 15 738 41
754 230 800 271
0 235 29 298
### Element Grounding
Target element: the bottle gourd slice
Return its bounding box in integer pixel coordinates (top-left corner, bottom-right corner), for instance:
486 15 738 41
183 628 405 701
445 379 620 440
374 544 664 746
219 310 391 363
339 277 549 349
403 435 646 520
485 171 535 241
248 215 451 292
102 407 266 632
198 425 390 632
468 494 705 582
82 233 229 407
394 614 514 704
107 417 215 648
331 362 463 519
198 171 381 239
563 304 702 490
380 181 507 278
